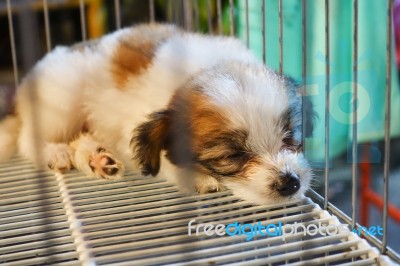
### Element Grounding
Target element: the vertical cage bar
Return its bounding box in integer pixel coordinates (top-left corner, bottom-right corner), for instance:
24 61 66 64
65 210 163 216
193 0 199 31
6 0 19 86
351 0 359 230
245 0 249 48
114 0 121 29
382 0 393 254
17 8 62 258
79 0 87 41
261 0 266 64
217 0 222 34
302 0 307 151
206 0 212 33
278 0 283 75
324 0 330 210
229 0 234 36
183 0 193 31
43 0 51 52
172 1 177 25
149 0 155 22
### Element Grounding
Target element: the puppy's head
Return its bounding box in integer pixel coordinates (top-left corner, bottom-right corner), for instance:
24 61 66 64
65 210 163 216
132 62 312 205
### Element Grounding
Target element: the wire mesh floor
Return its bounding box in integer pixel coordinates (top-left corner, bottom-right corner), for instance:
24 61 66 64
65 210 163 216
0 157 393 265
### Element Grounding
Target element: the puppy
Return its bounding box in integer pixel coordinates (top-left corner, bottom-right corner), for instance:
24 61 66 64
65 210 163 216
0 24 313 205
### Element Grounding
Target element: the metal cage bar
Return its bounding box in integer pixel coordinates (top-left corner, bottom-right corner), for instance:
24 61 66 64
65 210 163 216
351 0 359 230
42 0 51 52
207 0 213 33
229 0 234 36
149 0 155 23
245 0 249 48
183 0 192 31
310 189 400 262
114 0 121 30
6 0 19 87
217 0 222 34
193 0 200 31
302 0 307 152
261 0 266 64
324 0 330 211
278 0 283 75
382 0 393 254
79 0 87 41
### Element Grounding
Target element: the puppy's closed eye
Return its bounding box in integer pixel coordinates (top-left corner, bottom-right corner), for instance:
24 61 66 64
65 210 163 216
225 151 248 161
210 151 248 165
198 150 251 177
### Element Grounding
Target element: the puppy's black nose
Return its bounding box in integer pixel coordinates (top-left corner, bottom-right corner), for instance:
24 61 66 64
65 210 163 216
276 173 300 196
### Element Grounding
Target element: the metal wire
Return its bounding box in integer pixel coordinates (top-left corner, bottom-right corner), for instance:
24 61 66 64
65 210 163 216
245 0 249 48
324 0 330 210
351 0 359 230
149 0 155 22
229 0 234 36
42 0 52 52
54 173 94 264
278 0 283 75
193 0 200 32
206 0 212 33
114 0 121 29
79 0 87 41
6 0 19 87
217 0 222 34
261 0 266 64
382 0 393 254
0 158 387 265
309 189 400 263
183 0 192 31
301 0 307 152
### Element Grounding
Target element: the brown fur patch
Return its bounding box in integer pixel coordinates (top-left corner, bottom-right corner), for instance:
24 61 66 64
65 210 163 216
111 24 178 89
131 84 256 179
166 87 254 179
131 110 172 176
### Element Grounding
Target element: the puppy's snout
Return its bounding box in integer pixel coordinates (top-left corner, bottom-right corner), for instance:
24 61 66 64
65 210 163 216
276 173 300 196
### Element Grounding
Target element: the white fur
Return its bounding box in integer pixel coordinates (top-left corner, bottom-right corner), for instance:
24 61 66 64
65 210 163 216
0 24 311 205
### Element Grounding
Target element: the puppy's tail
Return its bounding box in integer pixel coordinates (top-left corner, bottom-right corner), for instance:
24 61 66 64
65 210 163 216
0 114 20 162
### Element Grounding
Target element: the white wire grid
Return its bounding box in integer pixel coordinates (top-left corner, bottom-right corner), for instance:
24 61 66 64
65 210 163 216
0 157 394 265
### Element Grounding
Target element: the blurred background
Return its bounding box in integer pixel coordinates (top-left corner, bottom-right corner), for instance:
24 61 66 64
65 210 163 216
0 0 399 254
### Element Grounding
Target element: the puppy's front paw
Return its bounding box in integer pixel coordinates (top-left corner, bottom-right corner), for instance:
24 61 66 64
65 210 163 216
195 176 224 194
89 148 125 179
45 143 74 173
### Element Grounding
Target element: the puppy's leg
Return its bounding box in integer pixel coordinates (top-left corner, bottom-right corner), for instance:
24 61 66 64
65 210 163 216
44 143 74 173
70 133 124 179
195 175 224 194
18 124 75 173
158 157 223 194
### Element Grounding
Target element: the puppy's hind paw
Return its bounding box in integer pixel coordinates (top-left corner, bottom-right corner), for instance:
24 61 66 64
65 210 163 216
89 148 125 179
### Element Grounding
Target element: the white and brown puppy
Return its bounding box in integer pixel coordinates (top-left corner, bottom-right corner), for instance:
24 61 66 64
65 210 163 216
0 24 313 205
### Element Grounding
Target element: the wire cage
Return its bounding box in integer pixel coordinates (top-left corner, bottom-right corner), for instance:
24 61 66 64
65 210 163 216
0 0 399 265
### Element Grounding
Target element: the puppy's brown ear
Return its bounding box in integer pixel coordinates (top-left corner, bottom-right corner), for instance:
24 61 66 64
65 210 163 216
131 110 172 176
